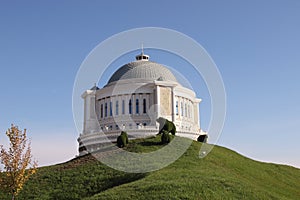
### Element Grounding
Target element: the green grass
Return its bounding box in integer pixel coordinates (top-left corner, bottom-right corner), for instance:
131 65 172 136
1 136 299 200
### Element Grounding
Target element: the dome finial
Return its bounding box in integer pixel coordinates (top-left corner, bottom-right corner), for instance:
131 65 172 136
135 43 149 61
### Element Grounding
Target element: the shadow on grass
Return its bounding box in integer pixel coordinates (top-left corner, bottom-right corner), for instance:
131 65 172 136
139 140 162 146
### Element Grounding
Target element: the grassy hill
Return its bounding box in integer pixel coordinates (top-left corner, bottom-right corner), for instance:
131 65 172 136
1 136 299 200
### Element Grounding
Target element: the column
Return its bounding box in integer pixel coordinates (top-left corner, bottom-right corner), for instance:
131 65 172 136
171 87 175 122
155 85 160 118
83 96 87 134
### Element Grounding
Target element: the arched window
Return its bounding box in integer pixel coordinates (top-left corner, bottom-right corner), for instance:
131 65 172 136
105 103 107 117
129 99 132 114
115 100 119 115
143 99 146 114
110 102 112 116
181 102 184 116
136 99 139 114
122 100 125 114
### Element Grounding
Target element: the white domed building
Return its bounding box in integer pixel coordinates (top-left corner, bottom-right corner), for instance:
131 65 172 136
78 52 206 155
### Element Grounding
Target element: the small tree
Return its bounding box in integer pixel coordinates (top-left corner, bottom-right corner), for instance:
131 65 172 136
0 124 38 200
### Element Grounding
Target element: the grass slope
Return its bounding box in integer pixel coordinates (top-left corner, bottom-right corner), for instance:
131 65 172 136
1 136 299 200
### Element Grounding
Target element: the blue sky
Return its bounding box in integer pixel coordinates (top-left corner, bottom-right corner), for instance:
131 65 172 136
0 0 299 168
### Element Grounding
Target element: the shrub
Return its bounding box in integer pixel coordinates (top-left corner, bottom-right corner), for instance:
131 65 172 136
156 117 176 135
156 117 167 134
121 131 129 144
117 136 123 148
161 130 170 144
117 131 129 148
164 121 173 133
169 121 176 135
197 134 208 143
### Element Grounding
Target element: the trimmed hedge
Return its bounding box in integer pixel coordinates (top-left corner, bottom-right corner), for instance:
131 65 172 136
197 134 208 143
156 117 176 135
161 130 171 144
117 131 129 148
170 122 176 135
121 131 128 144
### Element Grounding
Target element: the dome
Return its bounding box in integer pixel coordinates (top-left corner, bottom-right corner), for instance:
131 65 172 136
107 60 178 85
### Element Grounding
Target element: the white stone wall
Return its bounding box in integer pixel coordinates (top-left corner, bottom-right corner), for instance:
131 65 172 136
82 79 202 135
79 79 203 155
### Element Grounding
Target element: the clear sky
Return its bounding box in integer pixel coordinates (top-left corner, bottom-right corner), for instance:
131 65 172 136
0 0 299 168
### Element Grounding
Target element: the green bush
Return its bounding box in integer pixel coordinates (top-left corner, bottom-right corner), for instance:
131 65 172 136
197 134 208 143
169 121 176 135
117 131 129 148
121 131 129 144
156 117 167 134
156 117 176 135
161 130 170 144
164 120 172 132
117 136 122 148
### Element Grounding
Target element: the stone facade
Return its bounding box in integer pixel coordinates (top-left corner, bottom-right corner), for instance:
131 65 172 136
160 87 172 116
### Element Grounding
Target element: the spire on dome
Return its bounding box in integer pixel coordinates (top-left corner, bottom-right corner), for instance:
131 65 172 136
90 83 99 90
135 43 149 61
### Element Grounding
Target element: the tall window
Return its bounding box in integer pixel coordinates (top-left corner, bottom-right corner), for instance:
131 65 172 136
105 103 107 117
115 100 119 115
176 101 178 115
136 99 139 114
110 102 112 116
100 104 103 118
129 99 132 114
122 100 125 114
181 102 184 116
143 99 146 114
185 103 187 117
